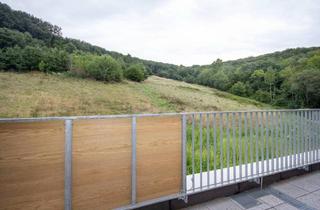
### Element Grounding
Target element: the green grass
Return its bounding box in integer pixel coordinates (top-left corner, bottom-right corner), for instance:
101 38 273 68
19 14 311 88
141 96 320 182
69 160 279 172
0 71 271 117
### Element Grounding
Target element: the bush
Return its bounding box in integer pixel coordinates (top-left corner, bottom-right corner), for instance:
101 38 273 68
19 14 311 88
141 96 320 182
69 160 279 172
124 64 146 82
71 54 123 82
230 81 247 96
39 48 70 72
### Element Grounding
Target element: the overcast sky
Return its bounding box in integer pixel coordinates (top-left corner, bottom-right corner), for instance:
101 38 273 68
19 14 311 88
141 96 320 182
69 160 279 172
3 0 320 66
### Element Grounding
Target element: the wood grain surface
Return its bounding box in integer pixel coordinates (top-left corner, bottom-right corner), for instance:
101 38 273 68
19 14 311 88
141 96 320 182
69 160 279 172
136 116 181 202
72 118 132 210
0 121 65 210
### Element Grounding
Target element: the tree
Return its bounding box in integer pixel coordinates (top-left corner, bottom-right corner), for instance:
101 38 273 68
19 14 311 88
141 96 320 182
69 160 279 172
125 64 146 82
71 54 123 82
230 81 247 96
264 69 276 102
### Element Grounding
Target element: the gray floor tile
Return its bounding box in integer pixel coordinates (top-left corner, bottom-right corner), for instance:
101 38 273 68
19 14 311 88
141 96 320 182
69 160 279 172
232 193 261 209
246 203 270 210
204 197 244 210
287 175 320 192
258 195 284 207
297 191 320 209
270 181 309 198
273 203 299 210
186 203 210 210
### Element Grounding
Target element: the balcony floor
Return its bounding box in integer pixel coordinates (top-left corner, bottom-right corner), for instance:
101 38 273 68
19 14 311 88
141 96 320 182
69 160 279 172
185 170 320 210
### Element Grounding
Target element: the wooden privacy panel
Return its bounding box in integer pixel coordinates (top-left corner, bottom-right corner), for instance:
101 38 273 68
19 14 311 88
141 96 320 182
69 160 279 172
0 121 65 210
137 116 181 202
73 118 131 210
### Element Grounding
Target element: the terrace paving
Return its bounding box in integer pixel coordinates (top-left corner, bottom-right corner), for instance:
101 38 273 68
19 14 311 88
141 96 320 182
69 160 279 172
184 170 320 210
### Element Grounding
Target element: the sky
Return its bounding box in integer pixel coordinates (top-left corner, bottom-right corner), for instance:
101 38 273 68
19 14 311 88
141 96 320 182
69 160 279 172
3 0 320 66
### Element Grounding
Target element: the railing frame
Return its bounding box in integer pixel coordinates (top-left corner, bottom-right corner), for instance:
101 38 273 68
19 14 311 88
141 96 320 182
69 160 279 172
0 108 319 210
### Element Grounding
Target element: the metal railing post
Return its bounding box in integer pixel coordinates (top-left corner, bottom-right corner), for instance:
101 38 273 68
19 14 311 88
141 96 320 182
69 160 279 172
181 114 187 202
131 116 137 204
65 119 73 210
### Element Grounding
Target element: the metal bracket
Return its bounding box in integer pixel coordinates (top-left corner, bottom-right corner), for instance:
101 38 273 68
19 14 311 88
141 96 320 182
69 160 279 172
299 165 309 171
178 192 188 203
250 177 264 190
251 177 261 184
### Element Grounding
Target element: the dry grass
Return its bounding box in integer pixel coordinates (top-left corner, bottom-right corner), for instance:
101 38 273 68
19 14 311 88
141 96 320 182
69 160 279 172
0 72 271 117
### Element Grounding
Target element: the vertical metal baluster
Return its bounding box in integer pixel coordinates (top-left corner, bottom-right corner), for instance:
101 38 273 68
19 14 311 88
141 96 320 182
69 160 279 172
220 113 224 184
280 112 284 170
302 111 305 165
312 111 315 163
232 112 236 181
65 119 73 210
291 111 294 168
271 111 274 173
266 111 269 173
275 111 279 171
260 112 264 175
290 111 292 167
255 112 259 176
181 114 187 198
297 111 301 166
239 112 242 180
307 111 310 163
200 113 203 189
304 111 307 165
308 110 312 163
314 110 316 162
206 113 210 188
192 114 195 191
244 112 248 179
289 112 292 168
250 112 253 177
226 113 230 183
302 110 305 164
292 111 298 167
284 111 288 169
309 110 312 163
318 110 320 161
213 113 217 186
299 111 302 166
316 110 318 161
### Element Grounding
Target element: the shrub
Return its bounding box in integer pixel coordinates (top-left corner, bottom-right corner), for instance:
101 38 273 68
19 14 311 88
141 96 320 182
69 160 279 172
124 63 146 82
39 48 70 72
71 54 123 82
230 81 247 96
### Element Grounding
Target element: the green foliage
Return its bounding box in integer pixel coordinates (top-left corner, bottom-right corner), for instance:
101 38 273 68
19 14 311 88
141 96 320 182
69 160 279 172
230 81 247 96
71 54 123 82
124 64 146 82
39 48 69 72
0 45 69 72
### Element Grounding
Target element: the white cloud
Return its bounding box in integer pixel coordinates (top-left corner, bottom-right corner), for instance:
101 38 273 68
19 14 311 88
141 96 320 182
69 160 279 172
3 0 320 65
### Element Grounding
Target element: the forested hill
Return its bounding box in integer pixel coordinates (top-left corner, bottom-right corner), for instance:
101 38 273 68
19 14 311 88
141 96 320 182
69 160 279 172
0 2 320 108
163 47 320 108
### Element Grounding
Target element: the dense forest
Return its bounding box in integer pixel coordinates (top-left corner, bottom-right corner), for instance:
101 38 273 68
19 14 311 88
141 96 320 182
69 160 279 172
0 2 319 108
159 48 320 108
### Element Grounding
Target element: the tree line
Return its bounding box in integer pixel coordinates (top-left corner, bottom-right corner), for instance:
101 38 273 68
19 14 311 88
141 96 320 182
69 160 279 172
0 3 148 82
155 48 320 108
1 2 320 108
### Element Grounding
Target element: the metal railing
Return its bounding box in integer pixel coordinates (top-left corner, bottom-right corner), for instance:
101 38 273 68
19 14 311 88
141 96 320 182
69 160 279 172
1 109 319 209
181 109 320 199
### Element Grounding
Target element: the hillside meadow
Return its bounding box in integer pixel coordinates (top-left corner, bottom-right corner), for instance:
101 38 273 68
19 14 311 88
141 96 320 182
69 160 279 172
0 72 270 118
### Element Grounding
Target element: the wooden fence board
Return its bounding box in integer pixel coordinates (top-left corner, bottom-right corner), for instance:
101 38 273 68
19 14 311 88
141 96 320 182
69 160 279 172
72 118 132 210
136 116 181 202
0 121 65 210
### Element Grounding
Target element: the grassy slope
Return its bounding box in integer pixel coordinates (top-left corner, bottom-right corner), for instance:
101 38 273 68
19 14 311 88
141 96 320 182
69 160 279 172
0 72 271 118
